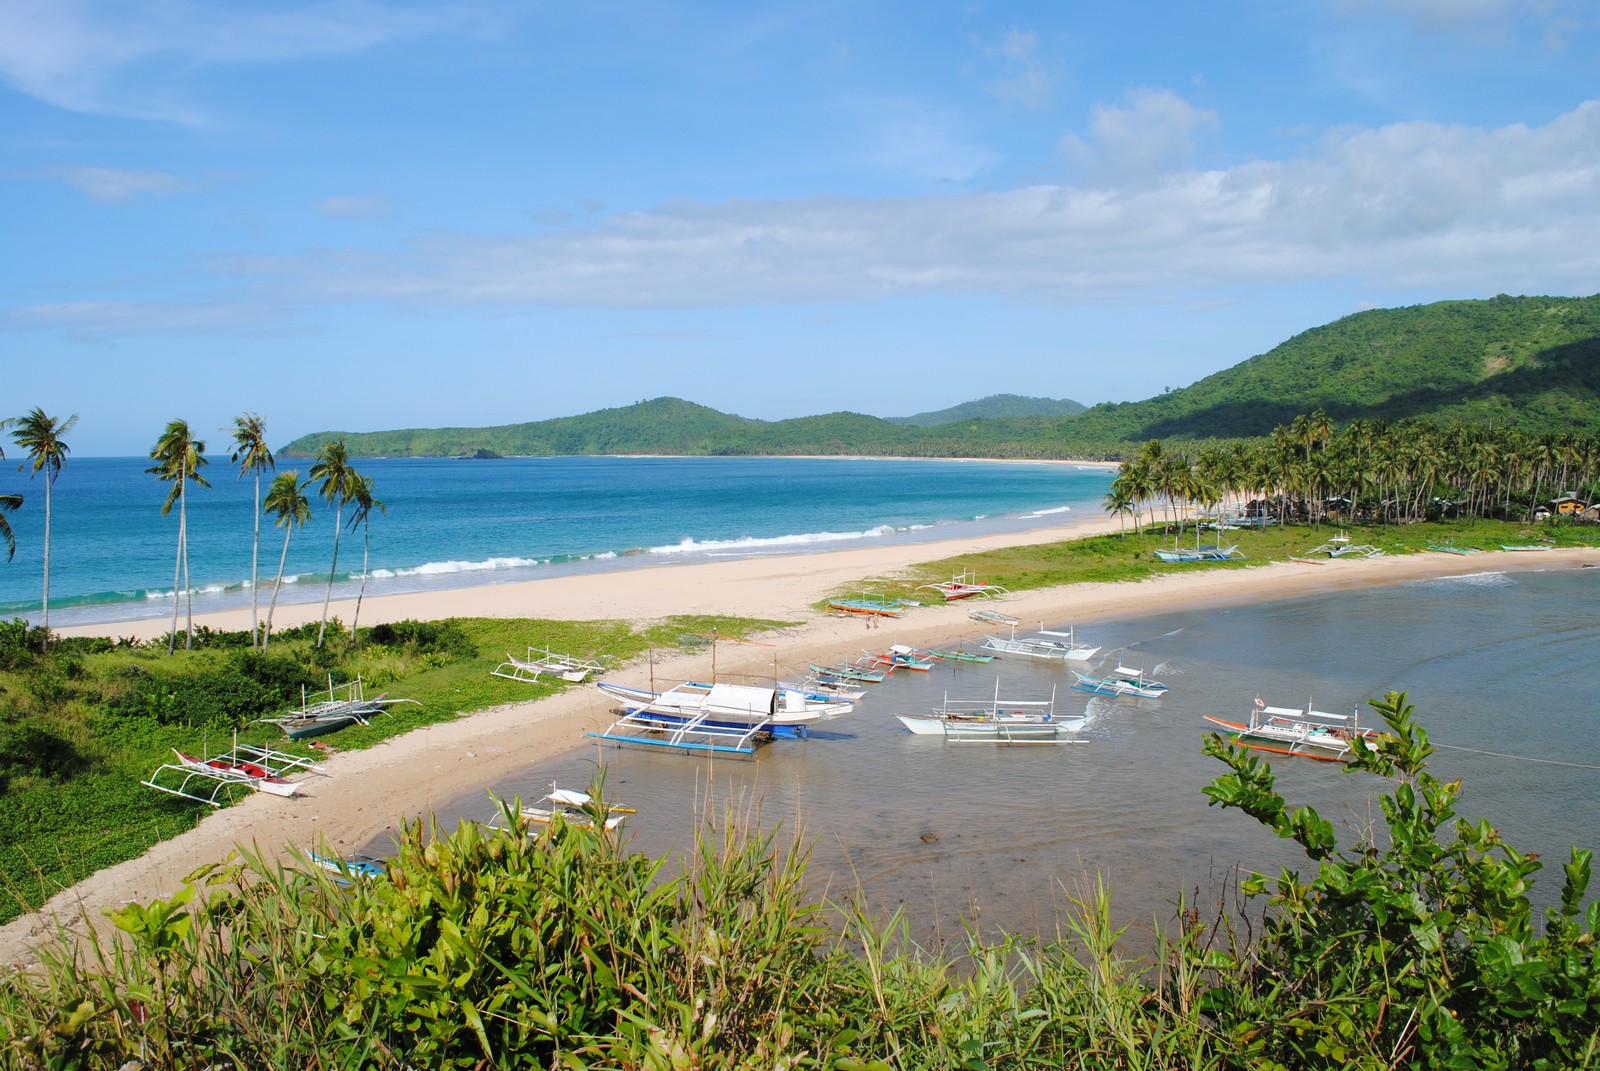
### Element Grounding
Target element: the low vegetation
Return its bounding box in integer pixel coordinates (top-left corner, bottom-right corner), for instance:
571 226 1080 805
0 613 789 928
3 694 1595 1068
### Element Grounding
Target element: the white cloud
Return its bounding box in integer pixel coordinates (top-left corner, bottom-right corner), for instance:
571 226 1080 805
1060 87 1220 183
983 27 1052 110
13 102 1600 337
6 299 291 340
0 0 480 121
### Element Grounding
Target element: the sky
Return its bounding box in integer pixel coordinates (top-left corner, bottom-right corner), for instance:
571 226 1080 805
2 1 1598 456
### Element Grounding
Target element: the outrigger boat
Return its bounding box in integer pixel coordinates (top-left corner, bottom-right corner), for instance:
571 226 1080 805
807 658 888 684
1300 532 1384 559
1072 662 1169 698
968 607 1021 627
144 742 324 805
918 570 1009 602
1203 698 1382 762
896 682 1087 743
778 671 867 702
492 646 605 684
305 850 388 884
980 622 1100 662
258 676 417 740
1153 543 1246 563
871 644 935 672
1501 543 1553 552
826 593 911 618
924 646 995 664
490 785 635 835
590 679 849 754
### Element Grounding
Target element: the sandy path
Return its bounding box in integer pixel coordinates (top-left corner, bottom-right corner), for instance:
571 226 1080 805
8 521 1594 966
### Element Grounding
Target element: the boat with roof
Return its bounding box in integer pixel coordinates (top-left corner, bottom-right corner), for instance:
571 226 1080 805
980 622 1100 662
896 682 1087 743
1203 697 1383 762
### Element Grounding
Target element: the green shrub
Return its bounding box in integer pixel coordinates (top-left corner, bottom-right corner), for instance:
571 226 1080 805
363 618 476 659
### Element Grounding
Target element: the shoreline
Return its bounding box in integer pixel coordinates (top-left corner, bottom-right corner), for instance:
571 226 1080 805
10 522 1598 967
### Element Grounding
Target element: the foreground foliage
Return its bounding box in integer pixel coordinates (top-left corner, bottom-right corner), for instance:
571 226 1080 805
3 695 1597 1069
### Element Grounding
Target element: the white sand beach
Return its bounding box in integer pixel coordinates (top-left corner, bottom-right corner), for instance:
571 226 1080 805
7 517 1596 966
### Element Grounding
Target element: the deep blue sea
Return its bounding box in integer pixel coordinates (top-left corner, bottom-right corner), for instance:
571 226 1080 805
0 456 1115 627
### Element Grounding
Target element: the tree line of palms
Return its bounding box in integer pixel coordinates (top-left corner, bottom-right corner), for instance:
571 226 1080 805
1104 409 1600 536
1 410 381 654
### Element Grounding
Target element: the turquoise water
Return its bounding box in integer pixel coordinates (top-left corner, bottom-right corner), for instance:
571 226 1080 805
0 456 1114 627
434 562 1600 947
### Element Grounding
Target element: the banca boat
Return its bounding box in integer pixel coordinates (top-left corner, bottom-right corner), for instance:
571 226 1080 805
144 742 325 805
492 646 605 684
871 644 936 672
896 682 1087 743
980 623 1100 662
305 851 389 884
827 594 910 618
490 785 635 834
1203 699 1382 762
918 570 1009 602
807 658 888 684
778 671 867 701
1153 542 1246 563
591 679 850 753
258 676 416 740
924 646 995 664
1072 664 1169 698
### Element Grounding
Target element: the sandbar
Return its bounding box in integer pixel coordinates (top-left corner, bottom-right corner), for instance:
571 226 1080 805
7 517 1595 966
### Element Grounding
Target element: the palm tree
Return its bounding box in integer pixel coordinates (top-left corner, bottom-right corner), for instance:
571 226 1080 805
13 408 77 643
345 473 386 639
261 470 311 654
0 426 19 562
146 420 210 654
309 440 359 648
229 413 275 649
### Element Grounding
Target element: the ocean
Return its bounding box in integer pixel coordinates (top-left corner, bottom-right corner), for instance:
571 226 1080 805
0 456 1115 627
437 562 1600 949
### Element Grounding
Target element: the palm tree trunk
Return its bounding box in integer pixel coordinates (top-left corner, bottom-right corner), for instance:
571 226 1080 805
181 486 193 650
40 477 51 646
167 479 183 656
317 506 343 648
264 526 292 654
250 473 261 649
351 526 370 640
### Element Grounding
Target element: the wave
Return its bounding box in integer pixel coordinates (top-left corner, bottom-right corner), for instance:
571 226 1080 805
1023 505 1074 518
646 525 900 556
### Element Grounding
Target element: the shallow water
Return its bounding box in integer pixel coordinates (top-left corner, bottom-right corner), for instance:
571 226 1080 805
409 563 1600 949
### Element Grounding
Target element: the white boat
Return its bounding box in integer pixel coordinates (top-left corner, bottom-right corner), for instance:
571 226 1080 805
492 647 605 684
592 679 840 754
143 742 325 806
1203 699 1383 762
491 785 635 834
980 622 1100 662
1072 665 1168 698
968 607 1021 627
896 682 1087 743
778 672 867 702
918 570 1009 602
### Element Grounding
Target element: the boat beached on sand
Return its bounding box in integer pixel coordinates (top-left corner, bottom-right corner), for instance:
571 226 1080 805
918 570 1009 602
1204 698 1382 762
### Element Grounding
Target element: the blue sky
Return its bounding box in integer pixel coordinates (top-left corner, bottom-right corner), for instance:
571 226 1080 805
3 0 1598 456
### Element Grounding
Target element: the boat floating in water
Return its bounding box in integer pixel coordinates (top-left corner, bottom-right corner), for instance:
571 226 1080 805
1072 662 1169 698
896 682 1087 744
490 785 636 835
980 623 1100 663
1203 699 1382 762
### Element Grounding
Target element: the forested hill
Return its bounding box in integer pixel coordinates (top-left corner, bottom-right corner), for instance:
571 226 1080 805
1060 294 1600 442
277 397 1101 459
886 394 1086 426
280 294 1600 459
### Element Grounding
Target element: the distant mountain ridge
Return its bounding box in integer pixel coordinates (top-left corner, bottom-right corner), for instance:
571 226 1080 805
279 294 1600 459
886 394 1086 426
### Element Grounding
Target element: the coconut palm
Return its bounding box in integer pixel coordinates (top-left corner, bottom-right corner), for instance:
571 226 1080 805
0 427 18 562
345 473 386 639
309 440 359 648
229 413 275 649
147 420 210 654
261 470 311 654
12 409 77 643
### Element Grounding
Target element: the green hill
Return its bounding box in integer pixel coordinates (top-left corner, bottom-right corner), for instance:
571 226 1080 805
887 394 1087 426
1059 294 1600 442
280 294 1600 459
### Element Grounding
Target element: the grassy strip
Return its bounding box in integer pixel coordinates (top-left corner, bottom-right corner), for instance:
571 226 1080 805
826 518 1600 607
0 613 791 927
